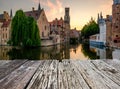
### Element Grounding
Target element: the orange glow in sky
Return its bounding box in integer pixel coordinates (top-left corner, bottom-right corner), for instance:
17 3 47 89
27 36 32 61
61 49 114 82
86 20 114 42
0 0 112 30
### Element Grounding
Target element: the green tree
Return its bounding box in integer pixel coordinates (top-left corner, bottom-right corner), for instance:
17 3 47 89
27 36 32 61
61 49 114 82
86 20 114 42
81 18 99 39
11 10 40 47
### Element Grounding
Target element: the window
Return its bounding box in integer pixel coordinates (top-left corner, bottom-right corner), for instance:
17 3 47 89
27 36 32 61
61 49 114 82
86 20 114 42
3 34 4 38
116 35 118 37
6 34 7 38
116 26 118 28
114 40 118 43
45 26 46 30
42 32 44 37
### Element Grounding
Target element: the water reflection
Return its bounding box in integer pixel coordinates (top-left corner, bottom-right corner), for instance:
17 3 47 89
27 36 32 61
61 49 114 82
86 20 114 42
0 43 120 60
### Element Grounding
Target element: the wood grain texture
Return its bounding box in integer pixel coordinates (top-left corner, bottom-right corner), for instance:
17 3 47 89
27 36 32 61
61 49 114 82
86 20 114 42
0 60 120 89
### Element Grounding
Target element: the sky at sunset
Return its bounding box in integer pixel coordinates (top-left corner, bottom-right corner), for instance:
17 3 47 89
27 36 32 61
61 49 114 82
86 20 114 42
0 0 113 30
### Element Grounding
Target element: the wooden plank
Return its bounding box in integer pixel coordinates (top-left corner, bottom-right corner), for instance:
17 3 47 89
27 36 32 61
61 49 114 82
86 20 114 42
104 59 120 71
0 60 27 80
0 61 40 89
0 60 11 67
47 60 58 89
26 60 55 89
58 61 69 89
91 60 120 86
62 60 90 89
58 60 90 89
73 60 120 89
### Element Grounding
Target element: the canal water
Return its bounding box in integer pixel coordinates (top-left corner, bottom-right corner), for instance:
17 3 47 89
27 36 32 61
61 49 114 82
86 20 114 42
0 43 120 60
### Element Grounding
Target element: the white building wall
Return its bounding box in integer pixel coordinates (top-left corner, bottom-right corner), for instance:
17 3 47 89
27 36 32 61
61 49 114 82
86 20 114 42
112 49 120 59
99 20 106 44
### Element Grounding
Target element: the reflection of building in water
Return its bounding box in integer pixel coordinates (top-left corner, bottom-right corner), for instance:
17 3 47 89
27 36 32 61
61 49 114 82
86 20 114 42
90 45 113 59
0 46 11 60
40 44 70 60
112 49 120 59
90 46 106 59
61 44 69 59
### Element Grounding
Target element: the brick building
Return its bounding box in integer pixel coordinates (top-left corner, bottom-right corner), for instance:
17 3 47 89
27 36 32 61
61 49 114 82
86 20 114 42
112 0 120 47
49 7 71 43
0 11 12 45
25 2 50 40
106 15 112 46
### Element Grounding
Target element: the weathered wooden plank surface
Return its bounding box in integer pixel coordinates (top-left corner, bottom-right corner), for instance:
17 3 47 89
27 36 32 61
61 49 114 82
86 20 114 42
26 60 59 89
91 60 120 86
0 61 40 89
0 60 27 80
58 60 90 89
104 59 120 71
0 60 120 89
72 60 120 89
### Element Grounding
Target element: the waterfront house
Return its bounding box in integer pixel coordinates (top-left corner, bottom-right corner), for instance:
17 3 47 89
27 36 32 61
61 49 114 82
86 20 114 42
70 28 80 44
111 0 120 48
0 11 11 45
49 7 71 44
25 2 50 46
90 13 106 46
49 17 65 43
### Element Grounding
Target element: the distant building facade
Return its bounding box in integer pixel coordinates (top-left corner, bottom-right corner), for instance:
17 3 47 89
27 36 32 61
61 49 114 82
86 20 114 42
0 11 11 45
112 0 120 47
49 7 71 44
106 15 112 46
49 18 64 43
25 3 50 40
98 13 106 45
64 8 70 42
90 13 106 46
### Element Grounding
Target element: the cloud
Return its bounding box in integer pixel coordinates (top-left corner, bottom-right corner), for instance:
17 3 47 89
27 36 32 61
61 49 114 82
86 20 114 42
32 0 64 21
99 0 112 16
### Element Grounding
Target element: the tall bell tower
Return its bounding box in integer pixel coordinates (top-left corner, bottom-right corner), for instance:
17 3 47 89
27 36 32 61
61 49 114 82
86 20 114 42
64 8 70 24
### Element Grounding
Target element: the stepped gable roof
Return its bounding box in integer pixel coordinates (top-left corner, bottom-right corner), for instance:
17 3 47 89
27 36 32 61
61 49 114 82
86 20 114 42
25 9 43 20
49 18 64 26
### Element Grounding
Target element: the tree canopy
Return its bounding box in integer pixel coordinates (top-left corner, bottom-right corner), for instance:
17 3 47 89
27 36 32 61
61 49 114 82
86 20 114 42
81 18 99 39
10 10 40 47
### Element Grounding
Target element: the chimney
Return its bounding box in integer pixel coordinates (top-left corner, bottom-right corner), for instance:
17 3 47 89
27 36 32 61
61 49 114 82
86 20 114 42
32 7 35 11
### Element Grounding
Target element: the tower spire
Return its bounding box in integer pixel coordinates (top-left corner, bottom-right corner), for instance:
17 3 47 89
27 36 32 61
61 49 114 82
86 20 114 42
10 9 13 19
97 13 100 24
100 12 103 19
38 0 41 10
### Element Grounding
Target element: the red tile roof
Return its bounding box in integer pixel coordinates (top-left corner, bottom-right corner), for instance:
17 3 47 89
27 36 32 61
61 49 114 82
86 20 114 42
25 9 43 20
49 18 64 27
